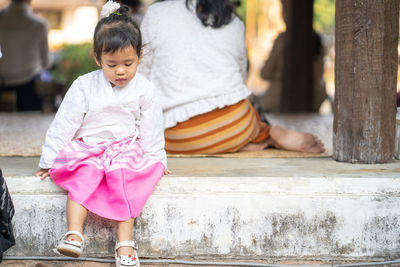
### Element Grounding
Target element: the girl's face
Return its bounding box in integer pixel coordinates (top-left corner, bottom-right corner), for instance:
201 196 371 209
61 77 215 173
95 45 140 88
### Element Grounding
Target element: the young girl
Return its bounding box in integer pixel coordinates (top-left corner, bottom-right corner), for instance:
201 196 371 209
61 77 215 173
35 2 170 266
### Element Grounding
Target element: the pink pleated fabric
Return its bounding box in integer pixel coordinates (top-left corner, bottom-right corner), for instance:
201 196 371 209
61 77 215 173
49 137 165 221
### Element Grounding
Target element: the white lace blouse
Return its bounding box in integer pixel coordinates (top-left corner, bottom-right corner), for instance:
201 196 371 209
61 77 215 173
39 70 167 169
139 0 251 129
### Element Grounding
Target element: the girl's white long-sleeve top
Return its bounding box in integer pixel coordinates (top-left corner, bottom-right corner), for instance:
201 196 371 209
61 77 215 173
39 70 167 169
138 0 251 129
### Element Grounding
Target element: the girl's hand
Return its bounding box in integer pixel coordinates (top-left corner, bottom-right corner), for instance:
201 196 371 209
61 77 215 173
35 168 50 180
164 169 172 175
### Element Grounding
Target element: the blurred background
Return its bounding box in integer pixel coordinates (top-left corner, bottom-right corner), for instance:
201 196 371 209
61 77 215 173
0 0 353 114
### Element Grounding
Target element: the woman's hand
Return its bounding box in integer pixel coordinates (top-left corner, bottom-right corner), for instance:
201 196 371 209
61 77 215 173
164 169 172 175
35 168 50 180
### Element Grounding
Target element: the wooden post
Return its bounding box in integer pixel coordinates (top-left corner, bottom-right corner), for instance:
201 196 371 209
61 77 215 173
281 0 314 112
333 0 399 163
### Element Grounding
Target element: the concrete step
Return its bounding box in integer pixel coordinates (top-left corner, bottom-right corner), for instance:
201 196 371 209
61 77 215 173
2 156 400 263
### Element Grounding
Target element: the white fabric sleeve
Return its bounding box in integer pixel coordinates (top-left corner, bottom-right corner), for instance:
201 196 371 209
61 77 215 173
138 7 155 79
39 78 87 168
139 83 167 169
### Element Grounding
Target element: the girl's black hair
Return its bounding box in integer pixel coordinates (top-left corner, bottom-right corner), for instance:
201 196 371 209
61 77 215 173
93 5 142 62
186 0 233 28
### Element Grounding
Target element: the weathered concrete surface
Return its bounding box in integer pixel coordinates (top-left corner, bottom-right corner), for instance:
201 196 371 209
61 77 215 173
0 112 334 156
2 260 116 267
5 259 399 267
1 156 400 262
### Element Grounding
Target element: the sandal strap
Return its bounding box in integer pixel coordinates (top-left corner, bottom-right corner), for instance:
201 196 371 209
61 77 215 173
115 240 138 251
62 230 84 246
63 239 82 248
118 255 136 266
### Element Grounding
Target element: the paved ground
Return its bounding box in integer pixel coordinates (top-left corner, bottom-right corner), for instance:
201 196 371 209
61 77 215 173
0 112 334 157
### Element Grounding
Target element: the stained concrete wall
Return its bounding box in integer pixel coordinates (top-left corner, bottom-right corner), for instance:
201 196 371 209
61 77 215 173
3 157 400 261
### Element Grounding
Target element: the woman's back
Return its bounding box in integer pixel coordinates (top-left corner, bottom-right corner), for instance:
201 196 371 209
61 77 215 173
139 0 250 128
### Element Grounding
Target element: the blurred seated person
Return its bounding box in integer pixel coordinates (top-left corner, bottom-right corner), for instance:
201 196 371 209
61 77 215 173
255 29 328 113
0 0 50 111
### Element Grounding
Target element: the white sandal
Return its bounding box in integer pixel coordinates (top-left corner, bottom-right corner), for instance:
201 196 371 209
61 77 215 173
115 240 140 267
56 230 84 258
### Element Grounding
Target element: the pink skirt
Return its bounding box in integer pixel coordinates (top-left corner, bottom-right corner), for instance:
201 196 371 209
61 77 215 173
49 137 165 221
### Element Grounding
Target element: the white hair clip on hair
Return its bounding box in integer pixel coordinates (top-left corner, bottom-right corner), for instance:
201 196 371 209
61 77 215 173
100 0 121 18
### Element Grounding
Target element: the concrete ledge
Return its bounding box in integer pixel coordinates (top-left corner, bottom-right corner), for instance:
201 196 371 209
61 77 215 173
2 157 400 261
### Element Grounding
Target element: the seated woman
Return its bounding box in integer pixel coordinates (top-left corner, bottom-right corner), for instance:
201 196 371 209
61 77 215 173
139 0 324 155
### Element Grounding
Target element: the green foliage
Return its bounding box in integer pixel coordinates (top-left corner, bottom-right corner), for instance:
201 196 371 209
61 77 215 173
51 43 99 90
235 0 246 23
313 0 335 34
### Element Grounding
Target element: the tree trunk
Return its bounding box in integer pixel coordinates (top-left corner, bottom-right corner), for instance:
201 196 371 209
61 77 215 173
333 0 399 163
281 0 314 112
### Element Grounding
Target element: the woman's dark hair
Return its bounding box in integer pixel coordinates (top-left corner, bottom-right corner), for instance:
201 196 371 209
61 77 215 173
186 0 233 28
120 0 142 9
93 5 142 62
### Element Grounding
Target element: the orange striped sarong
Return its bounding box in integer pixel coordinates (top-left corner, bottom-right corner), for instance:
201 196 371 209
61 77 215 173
165 99 271 154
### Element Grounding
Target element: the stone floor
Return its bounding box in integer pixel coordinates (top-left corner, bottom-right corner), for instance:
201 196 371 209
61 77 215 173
0 112 334 157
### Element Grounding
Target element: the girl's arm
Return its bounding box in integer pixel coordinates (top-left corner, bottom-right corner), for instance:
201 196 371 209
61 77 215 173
139 82 167 170
38 78 87 170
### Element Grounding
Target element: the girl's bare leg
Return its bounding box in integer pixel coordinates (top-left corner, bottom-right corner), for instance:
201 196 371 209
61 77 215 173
117 218 135 256
65 197 87 242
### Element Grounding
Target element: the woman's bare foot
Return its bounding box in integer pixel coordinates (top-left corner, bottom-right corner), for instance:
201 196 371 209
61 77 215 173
268 125 325 153
239 140 270 152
